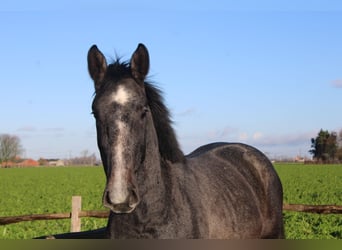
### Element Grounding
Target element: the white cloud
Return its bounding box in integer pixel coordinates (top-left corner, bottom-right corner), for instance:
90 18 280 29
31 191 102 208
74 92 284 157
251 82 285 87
179 127 316 158
252 132 263 140
42 127 65 132
220 126 238 138
17 126 37 132
238 132 248 141
205 126 238 141
331 79 342 88
176 108 196 116
250 131 316 147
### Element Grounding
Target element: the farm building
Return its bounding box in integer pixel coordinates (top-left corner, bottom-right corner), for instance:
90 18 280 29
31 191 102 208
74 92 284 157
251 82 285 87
17 159 39 167
46 159 65 166
0 159 39 168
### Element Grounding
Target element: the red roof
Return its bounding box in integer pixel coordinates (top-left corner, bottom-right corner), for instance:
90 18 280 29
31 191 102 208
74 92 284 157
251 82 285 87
18 159 39 167
1 159 39 167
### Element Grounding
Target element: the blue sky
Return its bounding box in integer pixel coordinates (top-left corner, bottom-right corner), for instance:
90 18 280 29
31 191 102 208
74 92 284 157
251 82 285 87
0 1 341 160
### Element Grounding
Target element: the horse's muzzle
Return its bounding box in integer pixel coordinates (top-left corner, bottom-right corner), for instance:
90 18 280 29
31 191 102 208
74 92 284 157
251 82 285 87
102 187 140 214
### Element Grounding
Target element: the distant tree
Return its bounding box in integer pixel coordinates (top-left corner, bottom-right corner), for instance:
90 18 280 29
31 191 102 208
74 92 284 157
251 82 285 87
337 148 342 162
337 129 342 162
309 129 337 162
38 157 48 166
68 150 97 166
0 134 23 166
338 129 342 147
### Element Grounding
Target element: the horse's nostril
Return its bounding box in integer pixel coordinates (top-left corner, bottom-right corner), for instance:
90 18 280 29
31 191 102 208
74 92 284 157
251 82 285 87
103 187 140 214
105 191 112 204
129 188 140 206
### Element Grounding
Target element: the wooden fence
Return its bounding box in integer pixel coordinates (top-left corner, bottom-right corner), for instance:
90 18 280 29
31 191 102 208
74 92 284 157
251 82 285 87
0 196 341 233
0 196 108 232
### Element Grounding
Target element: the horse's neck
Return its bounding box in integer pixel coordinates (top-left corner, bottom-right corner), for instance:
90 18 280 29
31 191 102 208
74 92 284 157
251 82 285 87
137 116 166 210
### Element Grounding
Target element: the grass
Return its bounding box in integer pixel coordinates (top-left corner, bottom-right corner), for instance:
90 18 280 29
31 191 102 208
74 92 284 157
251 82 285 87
274 163 341 205
0 166 107 239
0 163 341 239
274 163 342 239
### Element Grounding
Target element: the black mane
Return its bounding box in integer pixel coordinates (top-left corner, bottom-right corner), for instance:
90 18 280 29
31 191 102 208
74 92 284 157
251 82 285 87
106 60 131 81
144 82 185 163
103 59 185 163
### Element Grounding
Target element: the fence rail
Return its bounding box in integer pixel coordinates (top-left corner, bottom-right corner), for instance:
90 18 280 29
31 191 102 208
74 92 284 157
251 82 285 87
0 196 341 232
283 204 342 214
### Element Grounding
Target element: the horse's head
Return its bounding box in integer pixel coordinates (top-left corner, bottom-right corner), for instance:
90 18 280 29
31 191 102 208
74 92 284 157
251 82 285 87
87 44 150 213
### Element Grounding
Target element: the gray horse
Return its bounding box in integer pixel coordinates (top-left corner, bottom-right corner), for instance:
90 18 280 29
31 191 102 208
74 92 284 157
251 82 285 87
87 43 284 239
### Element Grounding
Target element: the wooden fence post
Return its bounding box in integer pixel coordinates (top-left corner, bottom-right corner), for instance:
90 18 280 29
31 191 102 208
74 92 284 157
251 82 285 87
70 196 82 232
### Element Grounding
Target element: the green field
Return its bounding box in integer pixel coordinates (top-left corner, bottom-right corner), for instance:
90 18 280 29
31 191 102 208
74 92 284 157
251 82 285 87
274 163 341 239
0 167 108 239
0 164 341 239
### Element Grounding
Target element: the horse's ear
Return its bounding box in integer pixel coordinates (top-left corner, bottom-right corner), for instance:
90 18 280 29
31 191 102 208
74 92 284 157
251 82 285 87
131 43 149 82
87 45 107 90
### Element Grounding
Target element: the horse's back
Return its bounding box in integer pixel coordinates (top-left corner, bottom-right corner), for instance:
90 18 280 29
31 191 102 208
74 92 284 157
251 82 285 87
186 142 284 238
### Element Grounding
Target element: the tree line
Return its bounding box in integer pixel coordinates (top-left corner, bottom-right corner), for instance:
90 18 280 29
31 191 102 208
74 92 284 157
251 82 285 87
309 129 342 163
0 134 99 167
0 134 23 165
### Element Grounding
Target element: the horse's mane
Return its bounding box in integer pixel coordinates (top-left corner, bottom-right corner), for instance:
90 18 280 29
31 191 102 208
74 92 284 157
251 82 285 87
102 60 185 163
144 82 185 163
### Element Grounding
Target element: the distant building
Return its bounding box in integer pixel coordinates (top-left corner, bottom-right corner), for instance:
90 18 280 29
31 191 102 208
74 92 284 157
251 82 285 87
0 158 39 167
18 159 39 167
47 159 65 166
0 161 16 168
294 156 305 163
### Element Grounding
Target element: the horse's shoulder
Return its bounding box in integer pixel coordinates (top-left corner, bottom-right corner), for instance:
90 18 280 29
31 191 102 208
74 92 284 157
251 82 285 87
186 142 274 174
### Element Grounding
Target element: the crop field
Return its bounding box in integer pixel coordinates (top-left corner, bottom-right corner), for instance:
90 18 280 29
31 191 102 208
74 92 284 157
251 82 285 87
0 163 341 239
0 167 108 239
274 163 341 239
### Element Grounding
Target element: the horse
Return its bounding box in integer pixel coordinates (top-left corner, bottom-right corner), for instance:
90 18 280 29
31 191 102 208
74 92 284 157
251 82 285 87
87 43 284 239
